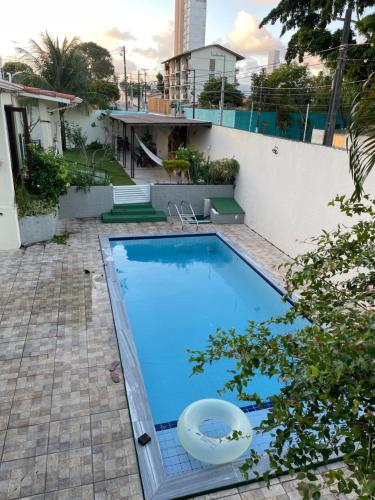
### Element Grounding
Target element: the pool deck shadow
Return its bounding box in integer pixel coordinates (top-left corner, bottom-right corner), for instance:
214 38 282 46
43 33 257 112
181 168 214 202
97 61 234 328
0 220 346 499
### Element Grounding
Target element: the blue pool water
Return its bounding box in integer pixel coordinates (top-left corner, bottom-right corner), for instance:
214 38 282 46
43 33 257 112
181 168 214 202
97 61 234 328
111 234 303 425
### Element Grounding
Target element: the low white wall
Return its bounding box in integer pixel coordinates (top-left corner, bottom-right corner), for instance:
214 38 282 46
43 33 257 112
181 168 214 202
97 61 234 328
19 213 58 246
189 126 375 256
59 186 113 219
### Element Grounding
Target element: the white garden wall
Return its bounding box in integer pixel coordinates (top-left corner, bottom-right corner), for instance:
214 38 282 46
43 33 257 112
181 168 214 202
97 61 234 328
189 126 375 256
64 108 111 146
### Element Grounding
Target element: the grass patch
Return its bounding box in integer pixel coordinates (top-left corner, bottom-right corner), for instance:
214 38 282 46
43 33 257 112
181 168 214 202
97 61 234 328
63 148 134 185
51 233 69 245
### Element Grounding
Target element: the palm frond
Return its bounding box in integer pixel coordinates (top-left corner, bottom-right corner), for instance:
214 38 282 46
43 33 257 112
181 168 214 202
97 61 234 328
348 73 375 200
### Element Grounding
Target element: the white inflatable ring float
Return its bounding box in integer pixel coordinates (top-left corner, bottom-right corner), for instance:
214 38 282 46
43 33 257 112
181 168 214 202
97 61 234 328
177 399 253 465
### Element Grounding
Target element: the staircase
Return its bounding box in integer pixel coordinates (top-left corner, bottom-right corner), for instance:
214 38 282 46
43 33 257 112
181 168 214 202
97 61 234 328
101 202 167 223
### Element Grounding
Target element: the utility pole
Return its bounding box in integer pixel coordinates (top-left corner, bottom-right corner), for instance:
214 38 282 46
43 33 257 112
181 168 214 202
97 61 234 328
249 101 254 132
303 102 310 142
130 77 133 109
121 46 128 111
188 69 196 119
137 70 141 112
323 8 352 146
219 75 225 126
142 69 148 111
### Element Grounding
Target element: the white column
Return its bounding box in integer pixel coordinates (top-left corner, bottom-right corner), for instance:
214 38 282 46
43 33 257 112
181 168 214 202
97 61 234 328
0 93 21 249
38 101 54 149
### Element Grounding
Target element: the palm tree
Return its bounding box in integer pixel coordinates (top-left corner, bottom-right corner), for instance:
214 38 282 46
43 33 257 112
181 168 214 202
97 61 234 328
349 73 375 200
17 32 89 95
18 32 90 149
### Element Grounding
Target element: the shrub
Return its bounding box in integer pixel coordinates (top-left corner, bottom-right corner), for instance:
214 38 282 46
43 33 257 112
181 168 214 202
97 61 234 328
87 140 102 150
65 122 87 149
207 158 239 184
16 188 57 218
189 195 375 498
175 146 208 184
26 145 69 205
162 160 190 182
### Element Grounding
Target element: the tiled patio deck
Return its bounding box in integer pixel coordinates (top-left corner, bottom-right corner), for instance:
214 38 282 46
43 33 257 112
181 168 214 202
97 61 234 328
0 220 345 499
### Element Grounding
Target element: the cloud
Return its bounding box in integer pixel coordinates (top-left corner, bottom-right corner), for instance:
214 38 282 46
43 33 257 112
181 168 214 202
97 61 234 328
237 56 262 75
227 11 282 56
112 52 137 76
131 20 174 63
253 0 279 4
133 47 159 58
105 27 136 42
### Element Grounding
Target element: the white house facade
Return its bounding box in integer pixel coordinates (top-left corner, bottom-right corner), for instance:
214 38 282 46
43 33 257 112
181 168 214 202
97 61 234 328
0 81 81 250
162 44 244 104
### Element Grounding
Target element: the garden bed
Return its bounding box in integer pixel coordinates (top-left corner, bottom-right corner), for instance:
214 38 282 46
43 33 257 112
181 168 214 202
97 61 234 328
63 148 134 185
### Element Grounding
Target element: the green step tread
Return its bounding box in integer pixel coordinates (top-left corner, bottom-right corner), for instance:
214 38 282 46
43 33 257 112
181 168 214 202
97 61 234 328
111 207 157 215
210 197 245 215
113 203 153 209
102 212 167 223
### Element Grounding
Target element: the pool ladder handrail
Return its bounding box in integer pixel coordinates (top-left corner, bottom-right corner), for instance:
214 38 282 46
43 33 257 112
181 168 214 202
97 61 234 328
167 200 199 231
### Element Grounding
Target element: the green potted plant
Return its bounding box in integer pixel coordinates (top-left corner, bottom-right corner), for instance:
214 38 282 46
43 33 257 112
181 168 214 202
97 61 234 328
17 145 69 245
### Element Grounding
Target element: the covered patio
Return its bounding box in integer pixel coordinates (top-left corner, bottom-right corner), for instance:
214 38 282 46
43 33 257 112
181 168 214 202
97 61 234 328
109 113 211 180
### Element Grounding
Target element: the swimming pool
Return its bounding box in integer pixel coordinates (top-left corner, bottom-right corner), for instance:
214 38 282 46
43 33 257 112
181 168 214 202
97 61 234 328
101 232 304 499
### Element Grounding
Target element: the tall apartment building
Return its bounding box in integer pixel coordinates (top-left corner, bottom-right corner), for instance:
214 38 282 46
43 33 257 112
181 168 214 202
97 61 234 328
163 44 244 103
174 0 207 55
266 50 281 74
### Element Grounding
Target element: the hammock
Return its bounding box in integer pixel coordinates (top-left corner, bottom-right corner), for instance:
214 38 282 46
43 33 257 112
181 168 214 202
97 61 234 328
135 133 164 167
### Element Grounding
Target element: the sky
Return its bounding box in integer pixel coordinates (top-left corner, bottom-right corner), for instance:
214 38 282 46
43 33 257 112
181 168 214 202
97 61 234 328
0 0 287 84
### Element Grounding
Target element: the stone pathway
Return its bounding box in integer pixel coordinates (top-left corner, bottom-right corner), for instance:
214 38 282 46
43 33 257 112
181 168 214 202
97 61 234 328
0 220 347 499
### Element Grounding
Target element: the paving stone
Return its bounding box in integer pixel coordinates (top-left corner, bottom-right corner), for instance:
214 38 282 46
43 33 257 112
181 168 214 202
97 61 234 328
51 369 90 421
9 396 51 429
93 474 143 499
0 430 5 457
29 305 59 325
240 490 266 500
0 358 21 381
23 338 57 358
0 326 27 343
0 375 17 404
46 447 93 492
195 489 240 499
45 484 94 499
91 409 132 446
92 439 138 482
14 371 54 401
86 329 119 368
19 354 55 378
0 455 47 499
88 367 127 414
0 401 12 431
0 310 32 328
26 323 58 340
0 340 25 361
54 334 88 371
3 423 49 461
48 416 91 453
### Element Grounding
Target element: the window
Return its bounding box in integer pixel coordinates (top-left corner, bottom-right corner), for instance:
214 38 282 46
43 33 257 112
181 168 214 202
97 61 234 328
209 59 216 72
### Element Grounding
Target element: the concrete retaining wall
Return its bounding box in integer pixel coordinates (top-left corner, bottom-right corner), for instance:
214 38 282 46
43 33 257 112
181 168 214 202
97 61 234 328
19 213 58 246
151 184 234 215
59 186 113 219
